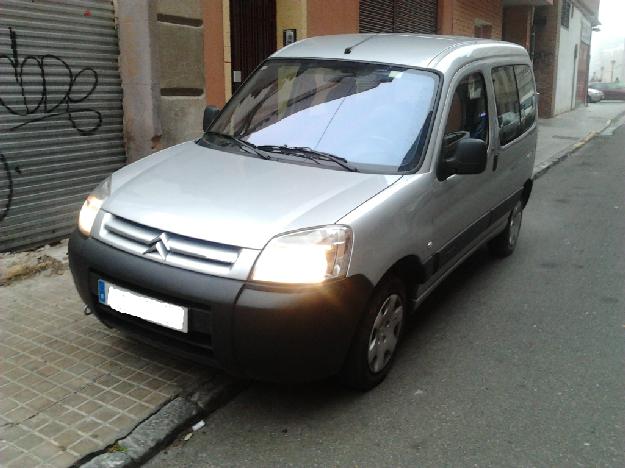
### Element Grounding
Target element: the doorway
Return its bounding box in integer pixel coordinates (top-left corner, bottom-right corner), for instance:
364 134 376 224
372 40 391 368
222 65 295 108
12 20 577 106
230 0 277 93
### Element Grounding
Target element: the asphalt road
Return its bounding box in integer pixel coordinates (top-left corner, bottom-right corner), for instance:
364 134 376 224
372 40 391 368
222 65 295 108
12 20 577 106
148 126 625 467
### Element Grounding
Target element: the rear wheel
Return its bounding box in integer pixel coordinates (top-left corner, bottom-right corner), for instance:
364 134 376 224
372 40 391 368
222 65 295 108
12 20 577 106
340 275 406 391
488 199 523 257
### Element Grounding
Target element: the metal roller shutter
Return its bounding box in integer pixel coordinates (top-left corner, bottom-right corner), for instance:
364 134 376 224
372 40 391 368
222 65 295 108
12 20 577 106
395 0 438 34
0 0 125 251
359 0 395 33
360 0 438 34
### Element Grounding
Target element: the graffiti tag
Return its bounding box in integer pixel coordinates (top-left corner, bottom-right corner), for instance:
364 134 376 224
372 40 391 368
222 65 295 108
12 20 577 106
0 27 102 135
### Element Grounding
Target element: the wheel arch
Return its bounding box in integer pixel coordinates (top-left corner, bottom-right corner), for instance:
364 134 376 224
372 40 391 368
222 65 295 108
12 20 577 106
383 254 428 301
522 179 533 207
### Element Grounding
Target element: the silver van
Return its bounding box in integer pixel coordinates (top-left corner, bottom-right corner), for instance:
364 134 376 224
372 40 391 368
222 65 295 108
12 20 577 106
69 34 536 390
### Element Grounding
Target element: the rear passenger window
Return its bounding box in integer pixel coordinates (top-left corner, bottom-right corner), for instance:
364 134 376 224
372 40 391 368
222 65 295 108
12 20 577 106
492 66 521 146
444 72 489 149
514 65 536 132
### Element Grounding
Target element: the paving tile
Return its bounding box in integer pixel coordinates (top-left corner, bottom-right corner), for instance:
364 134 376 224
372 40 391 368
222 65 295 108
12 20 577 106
49 451 76 468
0 443 25 465
91 406 120 424
76 399 104 416
37 421 66 439
51 429 82 450
13 432 46 451
74 417 102 436
7 452 41 468
25 395 56 412
128 386 151 401
109 395 137 411
0 398 20 413
90 425 119 445
56 410 84 426
126 402 154 420
0 271 218 467
4 406 35 423
30 439 65 460
66 437 102 458
21 413 51 431
109 413 138 431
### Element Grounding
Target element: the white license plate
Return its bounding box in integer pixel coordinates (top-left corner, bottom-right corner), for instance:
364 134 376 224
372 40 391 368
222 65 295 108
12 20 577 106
98 279 188 333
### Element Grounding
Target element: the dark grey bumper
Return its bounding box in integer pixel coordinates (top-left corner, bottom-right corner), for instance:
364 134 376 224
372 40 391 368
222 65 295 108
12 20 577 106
68 230 373 382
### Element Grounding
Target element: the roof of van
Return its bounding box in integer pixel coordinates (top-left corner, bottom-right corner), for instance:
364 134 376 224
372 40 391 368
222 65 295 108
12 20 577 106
271 34 528 70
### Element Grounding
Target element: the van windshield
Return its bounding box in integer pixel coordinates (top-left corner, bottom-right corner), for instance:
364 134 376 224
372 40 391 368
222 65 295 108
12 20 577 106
206 59 439 173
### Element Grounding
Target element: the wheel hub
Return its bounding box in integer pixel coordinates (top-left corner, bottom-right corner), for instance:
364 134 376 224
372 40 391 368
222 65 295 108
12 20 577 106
368 293 403 374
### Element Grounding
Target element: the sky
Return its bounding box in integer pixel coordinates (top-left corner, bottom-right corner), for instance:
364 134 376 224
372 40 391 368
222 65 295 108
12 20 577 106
589 0 624 81
591 0 625 52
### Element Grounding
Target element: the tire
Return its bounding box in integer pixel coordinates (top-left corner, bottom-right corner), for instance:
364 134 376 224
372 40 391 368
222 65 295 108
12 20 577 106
488 199 523 258
340 275 406 391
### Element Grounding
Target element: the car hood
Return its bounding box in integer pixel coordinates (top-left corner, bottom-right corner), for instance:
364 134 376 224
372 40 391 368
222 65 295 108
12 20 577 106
103 142 401 249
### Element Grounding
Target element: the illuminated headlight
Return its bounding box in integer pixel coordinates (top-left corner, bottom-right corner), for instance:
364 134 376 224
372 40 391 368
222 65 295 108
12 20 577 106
78 177 111 236
251 226 353 284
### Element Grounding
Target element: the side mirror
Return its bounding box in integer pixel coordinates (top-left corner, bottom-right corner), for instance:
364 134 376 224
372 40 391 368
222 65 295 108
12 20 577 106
439 137 487 180
203 105 221 132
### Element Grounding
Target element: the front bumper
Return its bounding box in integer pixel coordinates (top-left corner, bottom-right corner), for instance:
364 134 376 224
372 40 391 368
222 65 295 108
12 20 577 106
68 230 372 382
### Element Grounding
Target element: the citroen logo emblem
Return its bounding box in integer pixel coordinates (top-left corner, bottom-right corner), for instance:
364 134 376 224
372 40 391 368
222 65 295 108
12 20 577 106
143 233 170 260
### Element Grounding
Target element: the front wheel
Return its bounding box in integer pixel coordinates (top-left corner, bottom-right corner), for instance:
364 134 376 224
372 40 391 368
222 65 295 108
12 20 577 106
488 199 523 258
340 275 406 391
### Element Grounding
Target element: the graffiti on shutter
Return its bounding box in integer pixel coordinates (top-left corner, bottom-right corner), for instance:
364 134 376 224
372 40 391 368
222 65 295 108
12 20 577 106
0 0 125 251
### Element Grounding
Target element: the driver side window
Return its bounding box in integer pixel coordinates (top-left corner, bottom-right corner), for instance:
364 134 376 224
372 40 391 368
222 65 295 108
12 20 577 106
444 72 489 148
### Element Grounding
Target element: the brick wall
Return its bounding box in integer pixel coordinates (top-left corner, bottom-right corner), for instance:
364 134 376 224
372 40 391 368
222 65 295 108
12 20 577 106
503 6 533 49
533 3 560 118
452 0 503 39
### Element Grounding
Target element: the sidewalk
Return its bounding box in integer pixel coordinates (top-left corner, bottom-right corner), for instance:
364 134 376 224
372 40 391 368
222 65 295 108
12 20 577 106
1 101 624 468
535 101 625 169
1 273 215 467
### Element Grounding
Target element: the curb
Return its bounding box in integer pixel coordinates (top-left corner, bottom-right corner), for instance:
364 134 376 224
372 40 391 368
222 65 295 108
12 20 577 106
533 111 625 180
76 374 248 467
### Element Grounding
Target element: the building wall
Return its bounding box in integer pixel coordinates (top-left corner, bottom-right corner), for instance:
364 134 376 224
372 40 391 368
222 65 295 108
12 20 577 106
533 4 560 118
204 0 225 107
554 3 585 115
452 0 503 39
276 0 307 48
307 0 359 37
503 6 533 50
156 0 206 149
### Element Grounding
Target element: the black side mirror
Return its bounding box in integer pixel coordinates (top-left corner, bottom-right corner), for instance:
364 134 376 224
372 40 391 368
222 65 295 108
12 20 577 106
203 105 221 132
439 137 487 180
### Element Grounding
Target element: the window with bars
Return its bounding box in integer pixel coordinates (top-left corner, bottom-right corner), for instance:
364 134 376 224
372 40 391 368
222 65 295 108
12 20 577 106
561 0 571 28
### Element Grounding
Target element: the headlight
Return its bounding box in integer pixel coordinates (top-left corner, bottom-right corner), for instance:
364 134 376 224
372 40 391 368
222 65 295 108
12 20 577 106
78 177 111 236
251 226 353 284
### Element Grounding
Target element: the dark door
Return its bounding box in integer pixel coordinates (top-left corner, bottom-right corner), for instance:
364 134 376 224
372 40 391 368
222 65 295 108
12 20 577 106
360 0 438 34
230 0 276 92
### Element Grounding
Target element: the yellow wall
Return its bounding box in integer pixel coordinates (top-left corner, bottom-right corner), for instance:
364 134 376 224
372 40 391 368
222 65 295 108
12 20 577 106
222 0 232 100
276 0 307 49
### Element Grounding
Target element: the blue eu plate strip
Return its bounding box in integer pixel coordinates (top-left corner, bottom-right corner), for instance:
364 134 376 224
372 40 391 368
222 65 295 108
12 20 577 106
98 279 106 304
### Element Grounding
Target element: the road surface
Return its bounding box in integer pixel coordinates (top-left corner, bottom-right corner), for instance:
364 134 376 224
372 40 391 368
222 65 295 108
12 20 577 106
149 126 625 467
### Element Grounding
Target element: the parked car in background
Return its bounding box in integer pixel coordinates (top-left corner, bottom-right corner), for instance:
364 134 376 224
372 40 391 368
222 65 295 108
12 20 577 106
69 35 536 390
589 82 625 101
588 87 604 103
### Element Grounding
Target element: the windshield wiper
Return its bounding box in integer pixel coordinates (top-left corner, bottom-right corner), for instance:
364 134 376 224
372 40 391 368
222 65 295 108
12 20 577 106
256 145 358 172
203 132 272 160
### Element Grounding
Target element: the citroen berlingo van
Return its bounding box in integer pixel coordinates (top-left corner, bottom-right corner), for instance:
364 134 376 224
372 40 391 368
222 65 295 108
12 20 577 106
69 34 536 390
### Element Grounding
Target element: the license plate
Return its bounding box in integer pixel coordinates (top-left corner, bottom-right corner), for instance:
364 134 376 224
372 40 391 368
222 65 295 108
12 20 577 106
98 280 188 333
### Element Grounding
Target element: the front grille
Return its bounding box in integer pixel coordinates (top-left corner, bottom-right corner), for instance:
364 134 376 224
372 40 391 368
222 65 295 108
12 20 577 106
97 213 241 276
